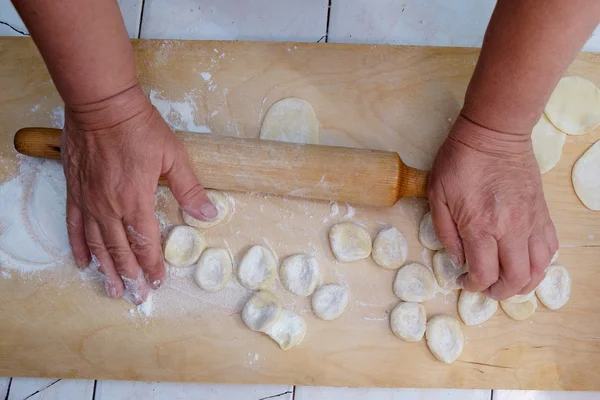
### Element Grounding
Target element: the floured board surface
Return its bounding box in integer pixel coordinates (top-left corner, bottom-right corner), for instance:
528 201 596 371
1 37 599 390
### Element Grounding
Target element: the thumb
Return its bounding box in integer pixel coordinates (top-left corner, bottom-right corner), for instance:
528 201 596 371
163 139 217 221
428 191 464 266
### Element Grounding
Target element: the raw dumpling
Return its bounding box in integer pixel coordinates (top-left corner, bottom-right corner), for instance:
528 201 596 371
419 211 443 251
329 222 372 262
389 302 426 342
193 248 233 292
312 284 349 320
260 98 319 144
279 254 321 297
393 263 436 303
432 250 467 291
458 290 498 326
242 290 283 332
182 190 230 229
265 310 307 351
372 226 408 269
426 315 464 364
237 245 277 290
535 265 571 310
163 226 206 268
544 76 600 135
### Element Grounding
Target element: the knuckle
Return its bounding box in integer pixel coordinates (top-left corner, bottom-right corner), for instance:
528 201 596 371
468 268 495 287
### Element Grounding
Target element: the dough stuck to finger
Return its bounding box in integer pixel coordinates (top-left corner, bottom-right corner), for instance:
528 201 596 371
260 98 319 144
426 315 464 364
432 250 467 290
242 290 282 332
500 296 537 321
279 254 321 297
458 290 498 326
329 222 372 262
419 211 444 251
265 309 307 350
390 302 426 342
163 226 206 268
312 284 349 320
193 248 233 292
531 115 566 174
544 76 600 135
182 190 230 229
372 226 408 270
393 262 436 303
572 140 600 211
535 265 571 310
237 245 277 290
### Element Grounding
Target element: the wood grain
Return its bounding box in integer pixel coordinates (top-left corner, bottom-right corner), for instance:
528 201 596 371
0 37 599 390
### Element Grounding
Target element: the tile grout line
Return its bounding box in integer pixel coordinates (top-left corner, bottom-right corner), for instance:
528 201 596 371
4 377 11 400
92 380 98 400
490 389 494 400
292 385 296 400
136 0 146 39
325 0 332 42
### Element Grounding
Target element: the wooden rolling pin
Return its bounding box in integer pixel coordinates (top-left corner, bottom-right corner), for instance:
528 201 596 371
13 127 428 207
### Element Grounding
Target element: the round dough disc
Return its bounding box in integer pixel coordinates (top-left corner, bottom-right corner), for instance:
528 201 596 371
432 250 468 290
393 262 436 303
535 265 571 310
544 76 600 135
260 98 319 144
419 211 443 251
500 296 537 321
503 290 535 304
458 290 498 326
265 309 307 351
182 190 230 229
242 290 282 332
311 284 350 321
237 245 277 290
279 254 321 297
426 315 464 364
372 227 408 270
193 248 233 292
572 140 600 210
532 115 566 174
163 226 206 268
390 302 426 342
329 222 372 262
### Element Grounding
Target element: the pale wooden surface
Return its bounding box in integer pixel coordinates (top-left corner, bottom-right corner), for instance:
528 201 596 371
0 37 599 390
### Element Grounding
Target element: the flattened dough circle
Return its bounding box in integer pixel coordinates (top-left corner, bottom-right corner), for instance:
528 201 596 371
433 250 467 291
265 310 307 351
311 284 349 320
279 254 321 297
458 290 498 326
544 76 600 135
372 226 408 270
329 222 372 262
390 302 426 342
419 211 443 251
532 115 566 174
535 265 571 310
426 315 464 364
500 296 537 321
237 245 278 290
572 140 600 210
163 226 206 268
260 98 319 144
393 262 436 303
182 190 230 229
193 248 233 292
242 290 282 332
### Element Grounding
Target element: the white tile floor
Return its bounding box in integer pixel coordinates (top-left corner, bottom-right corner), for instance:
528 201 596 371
1 0 599 399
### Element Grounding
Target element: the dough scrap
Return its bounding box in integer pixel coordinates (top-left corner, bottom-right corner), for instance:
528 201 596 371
432 250 468 290
500 296 537 321
572 140 600 210
260 98 319 144
193 248 233 292
393 262 436 303
390 302 426 342
279 254 321 297
426 315 464 364
265 309 307 351
544 76 600 135
163 226 206 268
237 245 277 290
532 115 566 174
312 284 349 320
182 190 230 229
458 290 498 326
242 290 282 332
535 265 571 310
372 226 408 270
329 222 372 262
419 212 443 251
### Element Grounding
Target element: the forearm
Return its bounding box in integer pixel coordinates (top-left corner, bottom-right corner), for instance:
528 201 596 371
12 0 137 108
463 0 600 135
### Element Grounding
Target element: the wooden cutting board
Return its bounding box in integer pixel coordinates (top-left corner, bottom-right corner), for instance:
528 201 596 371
1 37 599 390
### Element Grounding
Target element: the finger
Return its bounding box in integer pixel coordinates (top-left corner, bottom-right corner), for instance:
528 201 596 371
543 218 559 258
66 195 90 268
428 195 464 265
84 217 124 298
461 233 499 293
488 237 531 300
124 206 165 289
98 219 149 305
519 233 551 295
162 138 217 221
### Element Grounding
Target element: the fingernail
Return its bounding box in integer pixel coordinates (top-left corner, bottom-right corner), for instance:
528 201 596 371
104 281 118 298
199 201 218 219
449 252 460 266
149 279 162 289
455 274 465 288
